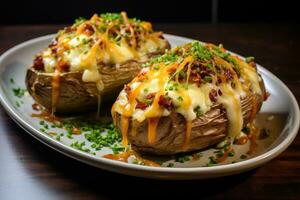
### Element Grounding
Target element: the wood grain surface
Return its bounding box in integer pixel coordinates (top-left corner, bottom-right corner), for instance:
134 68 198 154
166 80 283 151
0 24 299 199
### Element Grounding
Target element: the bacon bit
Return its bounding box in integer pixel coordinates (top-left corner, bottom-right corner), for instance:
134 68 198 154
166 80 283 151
32 103 42 111
209 89 218 102
124 84 131 95
48 39 58 48
33 56 44 71
49 40 58 54
158 95 173 110
146 92 156 99
135 102 148 110
82 24 94 36
224 69 233 81
50 47 58 54
190 73 202 86
57 61 70 72
217 76 222 84
48 39 57 54
196 63 214 80
217 89 223 96
72 127 81 135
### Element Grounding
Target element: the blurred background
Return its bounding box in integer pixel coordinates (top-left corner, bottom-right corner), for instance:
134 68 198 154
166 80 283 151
1 1 300 199
0 0 299 24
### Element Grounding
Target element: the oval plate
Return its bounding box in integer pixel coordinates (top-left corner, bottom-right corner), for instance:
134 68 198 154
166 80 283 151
0 34 299 180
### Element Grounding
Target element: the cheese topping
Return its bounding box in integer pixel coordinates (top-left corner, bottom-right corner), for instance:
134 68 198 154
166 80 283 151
112 41 264 147
36 12 169 93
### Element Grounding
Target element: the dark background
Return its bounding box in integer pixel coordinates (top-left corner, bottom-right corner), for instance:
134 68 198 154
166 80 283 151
1 1 300 199
0 0 299 24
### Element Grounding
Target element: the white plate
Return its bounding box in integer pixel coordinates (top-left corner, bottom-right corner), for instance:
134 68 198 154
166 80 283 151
0 34 299 180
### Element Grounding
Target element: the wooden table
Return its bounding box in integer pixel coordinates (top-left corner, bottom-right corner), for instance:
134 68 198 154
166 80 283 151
0 24 299 199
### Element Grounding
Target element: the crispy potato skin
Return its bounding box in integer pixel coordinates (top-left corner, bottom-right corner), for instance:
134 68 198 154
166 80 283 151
26 44 170 114
115 78 266 155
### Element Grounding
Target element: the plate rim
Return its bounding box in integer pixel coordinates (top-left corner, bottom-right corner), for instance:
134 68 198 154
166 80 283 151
0 34 299 178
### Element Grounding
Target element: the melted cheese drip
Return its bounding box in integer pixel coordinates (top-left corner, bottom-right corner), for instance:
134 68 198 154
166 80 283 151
80 41 104 91
42 13 169 120
218 83 243 137
243 67 262 95
182 121 192 150
120 115 129 146
112 42 264 150
147 118 159 144
236 58 262 95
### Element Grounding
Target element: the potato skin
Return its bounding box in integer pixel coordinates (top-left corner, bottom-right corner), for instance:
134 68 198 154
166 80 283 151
26 60 143 114
115 79 266 155
26 43 170 114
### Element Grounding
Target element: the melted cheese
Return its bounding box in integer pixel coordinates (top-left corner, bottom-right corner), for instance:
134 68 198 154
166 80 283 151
243 67 262 95
69 34 89 47
148 118 159 144
166 84 213 121
120 115 129 146
112 41 265 149
43 49 57 73
217 83 243 137
41 12 169 102
105 39 136 64
80 41 104 91
182 121 192 150
237 59 262 95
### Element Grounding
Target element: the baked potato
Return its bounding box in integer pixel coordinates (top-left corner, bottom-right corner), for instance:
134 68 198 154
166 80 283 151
26 12 170 114
112 41 267 155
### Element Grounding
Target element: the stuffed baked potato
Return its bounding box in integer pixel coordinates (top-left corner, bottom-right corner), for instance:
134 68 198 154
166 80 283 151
26 12 170 114
112 41 267 155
